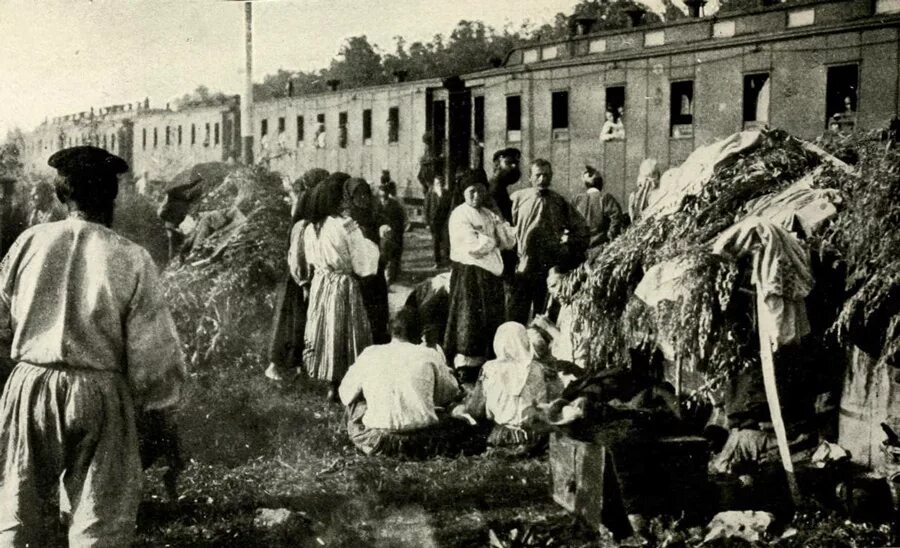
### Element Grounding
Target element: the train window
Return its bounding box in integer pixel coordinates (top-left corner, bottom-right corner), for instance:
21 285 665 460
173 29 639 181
178 125 183 146
363 109 373 144
551 91 569 130
260 119 268 138
214 123 220 145
670 80 694 138
605 86 625 122
153 128 158 148
102 134 107 149
473 96 485 142
278 117 286 134
165 126 170 146
506 95 522 142
142 128 147 150
111 134 116 151
191 124 196 145
205 123 211 146
297 116 305 142
339 111 348 148
388 107 399 143
826 64 858 131
743 73 770 128
316 114 326 148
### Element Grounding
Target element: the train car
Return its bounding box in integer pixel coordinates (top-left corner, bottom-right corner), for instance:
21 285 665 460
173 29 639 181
437 0 900 205
21 105 136 177
130 101 240 184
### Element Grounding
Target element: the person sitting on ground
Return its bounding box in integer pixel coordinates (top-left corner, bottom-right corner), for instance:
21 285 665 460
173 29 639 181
453 322 550 456
339 308 463 458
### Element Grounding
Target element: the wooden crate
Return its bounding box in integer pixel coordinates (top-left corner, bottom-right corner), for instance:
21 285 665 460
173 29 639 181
550 432 709 534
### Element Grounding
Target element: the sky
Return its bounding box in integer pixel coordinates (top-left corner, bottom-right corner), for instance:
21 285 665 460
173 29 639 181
0 0 594 137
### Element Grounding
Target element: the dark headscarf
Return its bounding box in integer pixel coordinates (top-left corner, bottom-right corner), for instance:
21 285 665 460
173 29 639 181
293 168 330 223
309 173 348 232
343 177 379 243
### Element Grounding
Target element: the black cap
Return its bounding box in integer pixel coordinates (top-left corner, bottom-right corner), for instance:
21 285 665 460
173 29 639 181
47 146 129 177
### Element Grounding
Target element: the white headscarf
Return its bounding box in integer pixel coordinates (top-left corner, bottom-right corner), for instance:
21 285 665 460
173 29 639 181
486 322 534 397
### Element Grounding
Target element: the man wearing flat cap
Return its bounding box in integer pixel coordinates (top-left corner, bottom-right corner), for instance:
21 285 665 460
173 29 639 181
0 146 186 546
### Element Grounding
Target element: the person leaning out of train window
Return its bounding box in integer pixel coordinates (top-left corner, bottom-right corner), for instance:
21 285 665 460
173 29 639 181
574 166 625 260
600 109 625 142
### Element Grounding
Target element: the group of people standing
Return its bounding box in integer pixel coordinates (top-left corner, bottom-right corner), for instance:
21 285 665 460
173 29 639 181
265 169 407 401
269 146 627 459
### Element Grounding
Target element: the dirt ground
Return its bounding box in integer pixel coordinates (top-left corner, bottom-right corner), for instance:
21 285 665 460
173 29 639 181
135 229 894 547
135 229 603 547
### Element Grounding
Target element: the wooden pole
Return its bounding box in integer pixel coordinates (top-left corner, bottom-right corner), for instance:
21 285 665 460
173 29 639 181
757 295 803 505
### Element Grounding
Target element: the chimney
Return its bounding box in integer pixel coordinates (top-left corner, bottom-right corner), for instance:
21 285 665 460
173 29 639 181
392 70 409 83
287 80 294 98
574 16 596 36
488 56 503 68
326 79 341 91
683 0 706 17
143 97 150 109
624 6 645 27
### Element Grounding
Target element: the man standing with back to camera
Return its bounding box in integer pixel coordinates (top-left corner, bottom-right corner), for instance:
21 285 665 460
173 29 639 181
0 146 186 547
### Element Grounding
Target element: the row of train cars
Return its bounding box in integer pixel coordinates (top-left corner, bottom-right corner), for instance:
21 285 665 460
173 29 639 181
21 0 900 205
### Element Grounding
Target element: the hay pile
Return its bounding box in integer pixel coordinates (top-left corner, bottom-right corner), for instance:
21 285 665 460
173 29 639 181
555 129 824 386
162 166 292 367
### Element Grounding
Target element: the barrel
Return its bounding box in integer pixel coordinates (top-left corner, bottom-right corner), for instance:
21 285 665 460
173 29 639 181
838 346 900 471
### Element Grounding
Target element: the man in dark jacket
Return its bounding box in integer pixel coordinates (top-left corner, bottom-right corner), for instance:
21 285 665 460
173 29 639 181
377 179 406 284
424 174 452 268
0 177 27 260
488 148 521 223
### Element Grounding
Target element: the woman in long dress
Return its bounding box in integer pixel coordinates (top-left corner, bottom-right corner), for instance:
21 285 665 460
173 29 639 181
343 177 391 344
265 168 329 382
303 175 380 400
443 172 516 384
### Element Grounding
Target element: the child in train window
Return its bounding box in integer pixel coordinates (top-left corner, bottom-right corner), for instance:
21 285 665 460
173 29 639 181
600 110 625 142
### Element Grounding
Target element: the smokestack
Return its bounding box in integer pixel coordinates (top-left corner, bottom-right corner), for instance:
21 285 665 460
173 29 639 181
241 1 254 164
287 80 294 98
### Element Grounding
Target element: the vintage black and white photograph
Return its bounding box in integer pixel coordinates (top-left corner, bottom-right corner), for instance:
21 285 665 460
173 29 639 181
0 0 899 545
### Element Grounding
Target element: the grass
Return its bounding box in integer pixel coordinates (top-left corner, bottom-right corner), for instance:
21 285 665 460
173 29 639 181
136 229 606 547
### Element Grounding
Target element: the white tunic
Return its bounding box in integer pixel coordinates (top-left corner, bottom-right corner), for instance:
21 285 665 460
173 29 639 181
339 341 460 431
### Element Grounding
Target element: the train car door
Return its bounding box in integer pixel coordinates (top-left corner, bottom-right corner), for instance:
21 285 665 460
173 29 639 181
445 76 471 198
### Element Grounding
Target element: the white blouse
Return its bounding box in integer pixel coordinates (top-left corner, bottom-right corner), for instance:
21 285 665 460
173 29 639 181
448 204 516 276
303 215 379 277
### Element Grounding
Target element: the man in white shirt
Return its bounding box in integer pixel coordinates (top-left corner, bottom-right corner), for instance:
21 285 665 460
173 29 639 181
339 308 462 457
0 146 186 547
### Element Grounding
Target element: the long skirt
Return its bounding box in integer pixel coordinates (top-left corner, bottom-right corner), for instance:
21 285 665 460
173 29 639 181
0 363 142 547
267 273 308 370
358 267 390 345
303 270 372 383
443 262 505 361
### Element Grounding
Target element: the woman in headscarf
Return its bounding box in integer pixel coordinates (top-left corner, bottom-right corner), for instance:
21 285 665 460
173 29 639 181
443 171 516 384
303 173 379 400
265 168 329 382
343 177 390 344
628 158 660 223
454 322 549 454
